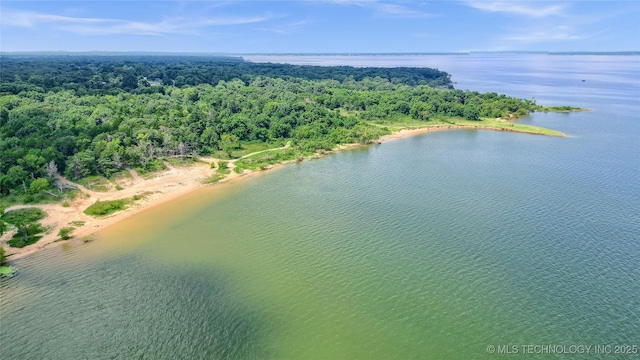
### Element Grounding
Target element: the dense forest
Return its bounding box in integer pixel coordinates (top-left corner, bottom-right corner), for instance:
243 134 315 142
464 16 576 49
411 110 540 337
0 55 541 202
0 55 452 94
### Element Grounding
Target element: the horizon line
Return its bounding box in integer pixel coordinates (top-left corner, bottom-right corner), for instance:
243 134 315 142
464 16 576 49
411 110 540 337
1 51 639 56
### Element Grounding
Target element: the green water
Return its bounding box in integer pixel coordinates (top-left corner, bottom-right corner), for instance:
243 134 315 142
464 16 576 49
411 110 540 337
2 55 639 359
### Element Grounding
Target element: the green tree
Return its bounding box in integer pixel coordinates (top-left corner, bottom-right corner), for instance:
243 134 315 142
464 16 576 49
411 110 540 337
463 104 480 120
0 219 6 237
58 227 74 240
0 246 6 264
29 178 49 195
410 103 431 121
65 150 96 179
220 134 239 157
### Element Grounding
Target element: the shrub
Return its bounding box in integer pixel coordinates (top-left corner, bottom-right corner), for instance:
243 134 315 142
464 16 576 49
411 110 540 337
2 208 47 225
84 199 130 216
58 227 74 240
203 173 225 184
8 223 47 248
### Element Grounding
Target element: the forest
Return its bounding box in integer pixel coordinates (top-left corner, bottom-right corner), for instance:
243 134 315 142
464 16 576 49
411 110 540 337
1 55 542 203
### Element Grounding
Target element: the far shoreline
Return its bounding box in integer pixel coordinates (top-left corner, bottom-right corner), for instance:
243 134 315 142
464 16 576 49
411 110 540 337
0 122 565 264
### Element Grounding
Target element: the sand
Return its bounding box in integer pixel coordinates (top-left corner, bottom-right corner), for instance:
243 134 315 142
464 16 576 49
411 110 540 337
1 124 561 261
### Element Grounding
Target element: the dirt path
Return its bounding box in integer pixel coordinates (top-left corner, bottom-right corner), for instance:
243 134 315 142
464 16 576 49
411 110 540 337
0 160 222 261
1 126 561 263
236 141 290 161
58 177 100 198
126 168 144 182
0 142 290 261
0 136 434 262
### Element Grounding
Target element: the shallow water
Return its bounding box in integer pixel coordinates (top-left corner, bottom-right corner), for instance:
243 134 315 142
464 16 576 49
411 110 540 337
2 54 639 359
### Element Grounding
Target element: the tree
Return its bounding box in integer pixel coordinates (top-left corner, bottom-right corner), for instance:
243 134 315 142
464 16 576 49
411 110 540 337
220 134 239 157
0 246 6 264
29 178 49 195
463 104 480 120
65 150 96 179
58 227 74 240
410 103 431 121
45 160 60 179
2 166 29 194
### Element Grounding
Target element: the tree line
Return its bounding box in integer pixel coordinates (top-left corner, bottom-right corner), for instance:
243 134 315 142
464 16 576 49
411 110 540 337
0 55 451 95
0 56 539 201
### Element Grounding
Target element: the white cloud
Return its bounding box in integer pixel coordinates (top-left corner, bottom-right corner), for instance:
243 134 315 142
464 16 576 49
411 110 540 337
326 0 434 18
373 3 433 18
1 7 276 36
1 8 109 27
465 1 566 17
258 20 312 35
503 26 595 43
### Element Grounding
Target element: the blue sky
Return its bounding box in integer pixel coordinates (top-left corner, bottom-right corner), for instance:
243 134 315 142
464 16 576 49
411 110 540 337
1 1 639 53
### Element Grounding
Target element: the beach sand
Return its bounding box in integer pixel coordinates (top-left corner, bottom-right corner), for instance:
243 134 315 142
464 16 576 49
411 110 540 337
0 124 562 261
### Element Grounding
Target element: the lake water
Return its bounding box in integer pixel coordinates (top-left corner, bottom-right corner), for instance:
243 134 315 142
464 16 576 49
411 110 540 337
1 55 639 359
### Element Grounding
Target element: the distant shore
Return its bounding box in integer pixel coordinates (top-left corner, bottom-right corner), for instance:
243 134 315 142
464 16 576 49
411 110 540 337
0 122 565 263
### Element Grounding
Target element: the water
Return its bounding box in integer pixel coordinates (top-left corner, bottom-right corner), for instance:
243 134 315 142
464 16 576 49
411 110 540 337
2 55 639 359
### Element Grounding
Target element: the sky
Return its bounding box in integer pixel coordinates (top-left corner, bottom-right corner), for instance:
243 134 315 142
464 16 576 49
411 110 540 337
1 1 639 53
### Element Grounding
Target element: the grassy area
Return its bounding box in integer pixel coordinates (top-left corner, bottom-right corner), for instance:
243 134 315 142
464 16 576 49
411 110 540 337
84 198 132 216
537 105 588 112
451 117 565 136
203 164 232 184
203 173 227 184
135 159 168 179
0 195 22 209
216 167 231 175
83 192 152 217
210 140 287 160
2 208 49 248
69 220 86 227
132 191 154 201
58 227 74 240
369 115 565 137
366 115 433 129
0 188 79 209
7 223 47 248
482 121 565 136
2 208 47 225
163 156 199 167
235 148 307 171
109 170 133 189
1 265 16 277
76 175 112 192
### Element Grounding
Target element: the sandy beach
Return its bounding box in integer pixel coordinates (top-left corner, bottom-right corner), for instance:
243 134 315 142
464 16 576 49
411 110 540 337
0 124 563 262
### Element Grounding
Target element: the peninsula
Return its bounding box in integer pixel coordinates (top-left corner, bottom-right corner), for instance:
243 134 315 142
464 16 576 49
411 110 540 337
0 55 583 265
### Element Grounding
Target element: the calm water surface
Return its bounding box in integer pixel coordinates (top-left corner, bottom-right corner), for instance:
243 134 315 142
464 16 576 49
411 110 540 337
2 55 639 359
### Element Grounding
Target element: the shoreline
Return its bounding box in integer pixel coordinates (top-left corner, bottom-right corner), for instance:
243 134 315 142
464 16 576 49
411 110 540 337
0 123 564 263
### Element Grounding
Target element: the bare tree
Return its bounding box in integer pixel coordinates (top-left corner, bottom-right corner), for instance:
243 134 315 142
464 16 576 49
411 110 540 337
52 179 71 194
177 142 188 157
45 160 59 179
113 153 123 169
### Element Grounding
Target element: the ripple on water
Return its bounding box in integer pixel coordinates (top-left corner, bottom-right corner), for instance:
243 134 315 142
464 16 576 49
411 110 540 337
2 55 640 358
